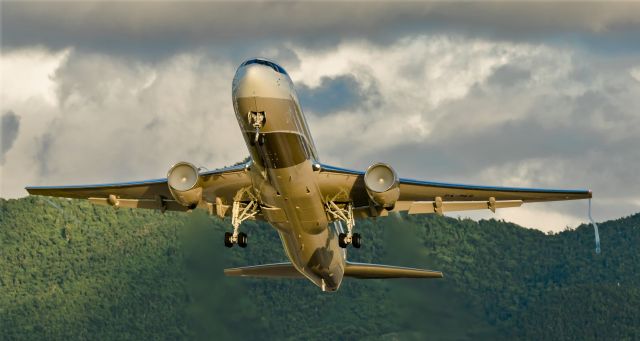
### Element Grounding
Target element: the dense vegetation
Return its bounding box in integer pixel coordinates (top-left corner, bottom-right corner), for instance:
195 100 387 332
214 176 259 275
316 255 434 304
1 196 638 340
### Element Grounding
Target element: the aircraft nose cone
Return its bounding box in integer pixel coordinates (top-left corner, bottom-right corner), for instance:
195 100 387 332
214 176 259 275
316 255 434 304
232 64 289 99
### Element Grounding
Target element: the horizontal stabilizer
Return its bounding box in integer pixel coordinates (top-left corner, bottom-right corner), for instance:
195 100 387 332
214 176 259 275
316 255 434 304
225 262 443 280
224 262 304 278
344 262 443 279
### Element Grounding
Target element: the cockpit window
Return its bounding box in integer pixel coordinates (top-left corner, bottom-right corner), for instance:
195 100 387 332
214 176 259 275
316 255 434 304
241 59 289 76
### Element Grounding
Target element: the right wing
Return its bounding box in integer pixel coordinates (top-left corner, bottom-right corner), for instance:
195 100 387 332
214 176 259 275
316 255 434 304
26 163 252 214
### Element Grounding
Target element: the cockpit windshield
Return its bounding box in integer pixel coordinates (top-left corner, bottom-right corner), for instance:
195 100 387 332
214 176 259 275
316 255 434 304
241 58 289 76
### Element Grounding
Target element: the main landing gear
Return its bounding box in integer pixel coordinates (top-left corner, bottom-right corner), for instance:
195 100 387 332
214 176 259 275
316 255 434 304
225 200 259 248
327 201 362 249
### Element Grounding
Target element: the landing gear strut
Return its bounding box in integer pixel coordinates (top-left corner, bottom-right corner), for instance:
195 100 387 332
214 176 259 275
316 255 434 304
327 201 361 249
225 200 258 248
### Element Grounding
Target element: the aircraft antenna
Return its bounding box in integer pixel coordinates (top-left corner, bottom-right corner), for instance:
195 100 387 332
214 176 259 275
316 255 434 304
588 198 601 254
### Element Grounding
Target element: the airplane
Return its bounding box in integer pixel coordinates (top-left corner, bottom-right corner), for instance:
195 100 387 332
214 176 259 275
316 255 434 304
26 57 592 292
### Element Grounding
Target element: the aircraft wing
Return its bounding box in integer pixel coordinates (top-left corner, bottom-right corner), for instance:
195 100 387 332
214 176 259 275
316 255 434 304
316 163 591 217
25 164 252 214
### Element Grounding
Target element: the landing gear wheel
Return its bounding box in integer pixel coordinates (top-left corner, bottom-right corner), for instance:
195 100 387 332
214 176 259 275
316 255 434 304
224 232 234 248
338 233 348 248
238 232 248 248
352 233 362 249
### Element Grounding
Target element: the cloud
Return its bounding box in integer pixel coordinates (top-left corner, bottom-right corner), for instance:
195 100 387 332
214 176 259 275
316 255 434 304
0 47 67 105
2 3 639 232
632 67 640 82
0 48 247 198
1 111 21 164
2 2 640 58
485 64 531 88
297 74 380 115
295 36 639 230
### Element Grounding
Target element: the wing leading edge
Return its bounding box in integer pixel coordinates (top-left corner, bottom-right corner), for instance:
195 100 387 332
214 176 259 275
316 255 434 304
25 163 252 213
317 163 591 216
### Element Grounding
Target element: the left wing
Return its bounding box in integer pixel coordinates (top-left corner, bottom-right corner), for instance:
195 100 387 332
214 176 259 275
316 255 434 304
26 164 252 213
316 163 591 217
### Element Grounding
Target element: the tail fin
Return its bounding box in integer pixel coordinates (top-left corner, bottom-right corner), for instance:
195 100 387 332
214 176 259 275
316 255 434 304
224 262 304 278
344 262 443 279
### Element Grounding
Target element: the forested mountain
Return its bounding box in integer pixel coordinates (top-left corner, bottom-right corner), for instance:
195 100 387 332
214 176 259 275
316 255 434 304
1 196 638 340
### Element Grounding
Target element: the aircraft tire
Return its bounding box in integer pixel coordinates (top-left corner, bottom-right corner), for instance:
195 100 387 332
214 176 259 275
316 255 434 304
224 232 234 248
238 232 248 248
352 233 362 248
338 233 348 248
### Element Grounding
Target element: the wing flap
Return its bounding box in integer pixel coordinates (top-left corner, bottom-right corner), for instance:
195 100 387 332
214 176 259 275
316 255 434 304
87 197 198 212
404 199 523 214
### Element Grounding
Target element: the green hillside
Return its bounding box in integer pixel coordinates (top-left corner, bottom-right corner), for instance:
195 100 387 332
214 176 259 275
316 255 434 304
1 196 639 340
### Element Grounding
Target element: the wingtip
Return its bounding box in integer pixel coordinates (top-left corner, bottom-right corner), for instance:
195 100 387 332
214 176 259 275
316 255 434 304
411 270 443 279
426 271 444 279
223 268 242 277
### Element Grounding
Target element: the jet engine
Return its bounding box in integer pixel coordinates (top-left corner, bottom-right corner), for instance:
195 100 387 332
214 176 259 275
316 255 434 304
364 163 400 209
167 162 202 209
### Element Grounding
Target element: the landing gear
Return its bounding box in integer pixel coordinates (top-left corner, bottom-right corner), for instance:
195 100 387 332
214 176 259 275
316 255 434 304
338 233 348 248
237 232 248 248
327 201 361 249
224 200 258 248
352 233 362 249
224 232 233 248
338 232 361 248
248 111 265 145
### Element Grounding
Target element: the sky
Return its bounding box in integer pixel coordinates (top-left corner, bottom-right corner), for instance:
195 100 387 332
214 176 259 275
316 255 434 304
1 1 639 232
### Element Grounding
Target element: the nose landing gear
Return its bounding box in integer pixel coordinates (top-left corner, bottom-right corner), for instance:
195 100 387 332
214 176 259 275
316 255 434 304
338 232 361 248
248 111 266 145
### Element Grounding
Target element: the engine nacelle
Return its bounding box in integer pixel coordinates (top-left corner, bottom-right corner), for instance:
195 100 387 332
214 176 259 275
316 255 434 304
364 163 400 209
167 162 202 209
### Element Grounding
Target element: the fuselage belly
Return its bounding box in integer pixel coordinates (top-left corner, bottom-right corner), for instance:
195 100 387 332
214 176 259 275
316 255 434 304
232 59 345 291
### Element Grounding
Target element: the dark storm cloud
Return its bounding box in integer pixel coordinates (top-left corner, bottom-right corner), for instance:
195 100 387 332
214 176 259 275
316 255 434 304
3 2 639 228
1 111 20 164
297 74 379 115
362 52 640 223
3 2 640 59
34 132 53 178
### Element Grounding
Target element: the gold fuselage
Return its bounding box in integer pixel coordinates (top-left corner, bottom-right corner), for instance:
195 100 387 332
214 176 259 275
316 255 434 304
232 60 346 291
